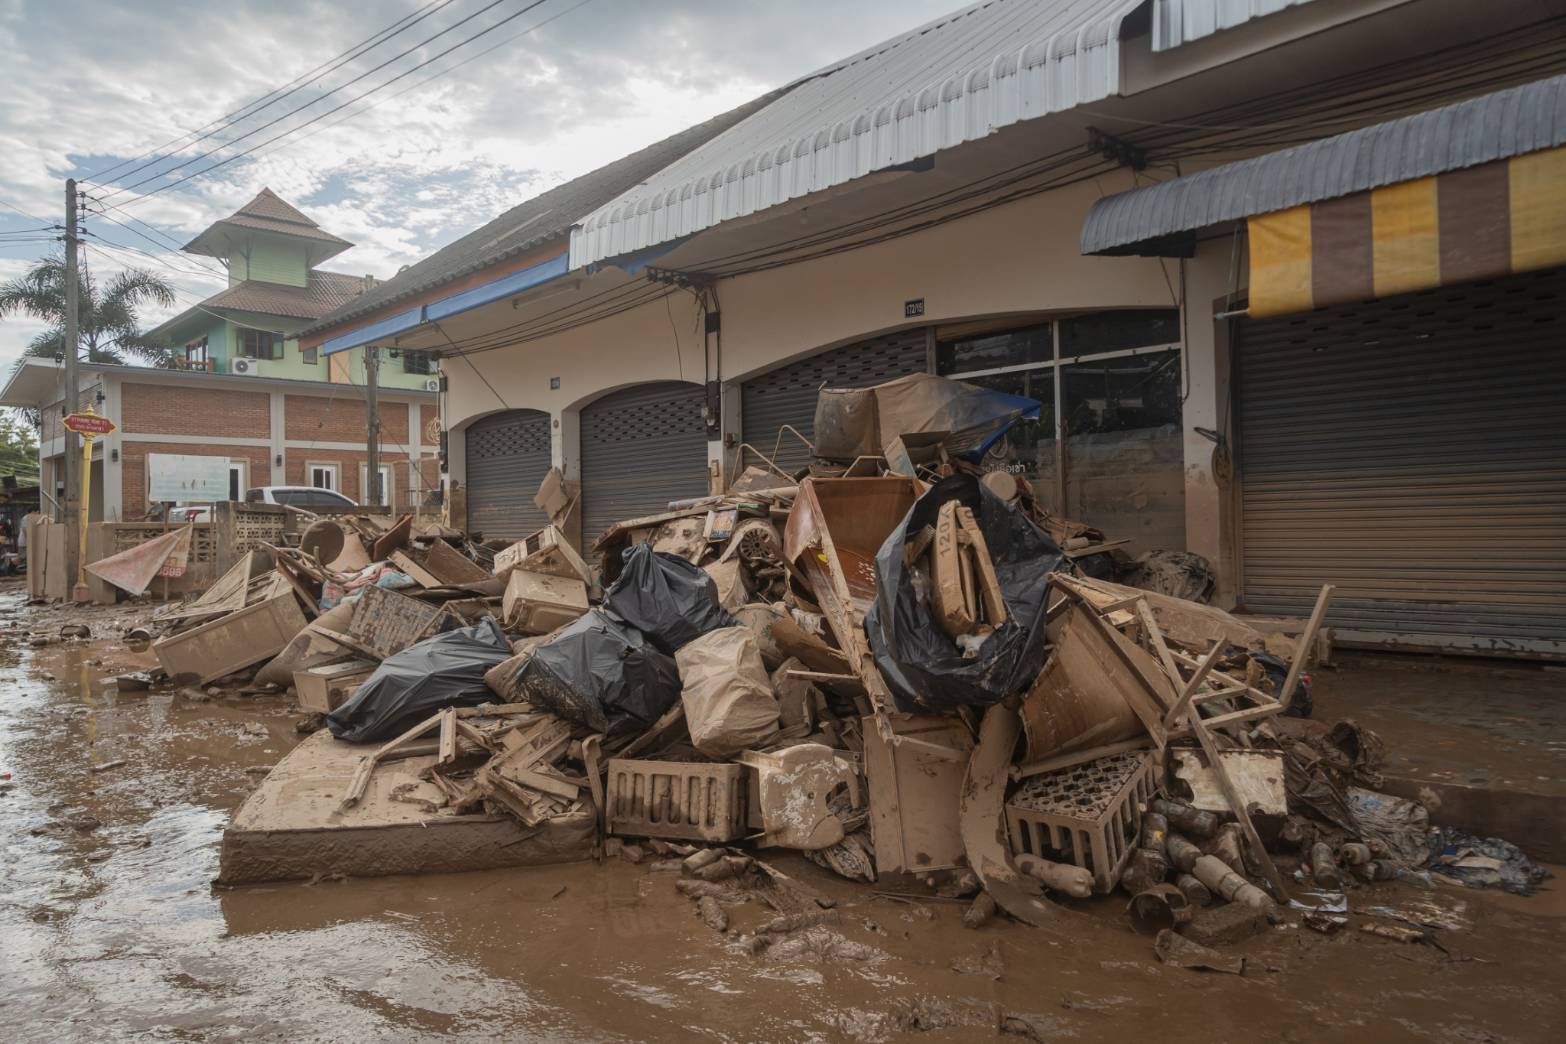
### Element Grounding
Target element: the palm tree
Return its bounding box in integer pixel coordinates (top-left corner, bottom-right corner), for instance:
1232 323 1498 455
0 253 177 368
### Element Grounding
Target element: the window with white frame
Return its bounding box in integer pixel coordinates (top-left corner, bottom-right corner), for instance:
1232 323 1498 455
307 462 339 491
359 463 392 507
936 310 1183 549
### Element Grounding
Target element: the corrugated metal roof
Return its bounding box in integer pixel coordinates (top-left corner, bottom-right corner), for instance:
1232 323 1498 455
570 0 1145 269
1151 0 1320 51
299 91 784 338
1080 74 1566 256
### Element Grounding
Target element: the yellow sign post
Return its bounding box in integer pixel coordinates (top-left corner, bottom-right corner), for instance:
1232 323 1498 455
62 407 117 602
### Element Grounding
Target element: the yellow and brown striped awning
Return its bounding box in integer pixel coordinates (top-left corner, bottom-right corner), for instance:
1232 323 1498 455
1248 144 1566 317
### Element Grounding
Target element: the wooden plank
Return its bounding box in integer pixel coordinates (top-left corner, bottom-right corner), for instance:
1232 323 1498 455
437 708 457 765
1279 584 1334 713
339 712 446 809
1159 638 1225 731
505 767 580 802
390 549 442 588
1184 708 1291 902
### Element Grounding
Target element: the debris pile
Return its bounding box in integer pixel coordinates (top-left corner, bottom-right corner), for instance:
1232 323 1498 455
120 371 1545 961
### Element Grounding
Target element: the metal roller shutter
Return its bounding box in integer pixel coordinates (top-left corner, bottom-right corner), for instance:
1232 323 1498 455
1237 268 1566 657
580 381 709 546
464 409 552 541
740 329 929 475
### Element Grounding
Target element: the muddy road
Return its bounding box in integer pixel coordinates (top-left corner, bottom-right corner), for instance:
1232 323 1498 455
2 591 1563 1042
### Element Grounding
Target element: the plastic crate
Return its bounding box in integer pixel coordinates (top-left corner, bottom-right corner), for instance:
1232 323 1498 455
605 758 747 842
1005 750 1157 894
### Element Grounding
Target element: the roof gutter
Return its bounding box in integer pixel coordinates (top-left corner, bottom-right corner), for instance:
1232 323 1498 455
321 252 570 355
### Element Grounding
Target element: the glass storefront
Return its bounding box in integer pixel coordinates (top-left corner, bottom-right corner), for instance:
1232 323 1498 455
936 310 1185 552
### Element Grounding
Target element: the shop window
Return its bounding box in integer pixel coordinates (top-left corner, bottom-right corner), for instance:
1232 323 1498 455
1062 348 1185 550
937 311 1185 552
240 329 285 360
962 369 1057 487
1059 309 1180 357
936 323 1051 376
402 350 436 375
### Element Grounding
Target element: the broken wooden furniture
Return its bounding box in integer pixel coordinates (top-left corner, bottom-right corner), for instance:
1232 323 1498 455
491 524 593 585
861 713 971 873
311 584 446 661
783 476 920 743
294 659 377 714
153 583 307 684
501 569 589 635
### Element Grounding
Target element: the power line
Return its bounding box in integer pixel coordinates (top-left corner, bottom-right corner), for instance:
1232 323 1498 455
82 0 461 186
82 204 228 279
79 232 227 284
105 0 549 204
232 0 598 169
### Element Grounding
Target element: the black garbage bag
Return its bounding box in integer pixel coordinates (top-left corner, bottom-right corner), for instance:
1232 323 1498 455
511 608 681 736
327 617 512 743
866 474 1063 713
602 543 736 655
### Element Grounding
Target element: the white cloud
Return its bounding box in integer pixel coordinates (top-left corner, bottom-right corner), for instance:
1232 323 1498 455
1 0 960 372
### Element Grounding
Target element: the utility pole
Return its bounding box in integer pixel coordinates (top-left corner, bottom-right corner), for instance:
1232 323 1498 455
365 346 381 509
62 179 81 591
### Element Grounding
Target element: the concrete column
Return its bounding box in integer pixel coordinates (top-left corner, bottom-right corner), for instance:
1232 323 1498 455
269 389 287 485
1181 240 1242 607
101 375 123 521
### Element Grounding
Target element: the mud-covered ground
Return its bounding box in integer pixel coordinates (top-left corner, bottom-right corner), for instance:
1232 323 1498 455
2 589 1564 1042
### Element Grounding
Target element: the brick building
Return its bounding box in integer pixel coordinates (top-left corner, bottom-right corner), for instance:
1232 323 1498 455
3 359 437 521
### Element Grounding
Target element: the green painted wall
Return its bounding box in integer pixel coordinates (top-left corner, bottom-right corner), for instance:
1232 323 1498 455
330 349 439 391
229 232 308 287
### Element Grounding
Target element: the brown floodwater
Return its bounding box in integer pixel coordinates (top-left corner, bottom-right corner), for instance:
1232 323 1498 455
2 590 1565 1042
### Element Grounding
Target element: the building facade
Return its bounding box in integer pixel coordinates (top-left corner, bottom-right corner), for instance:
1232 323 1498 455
300 0 1566 658
147 188 438 391
4 361 438 520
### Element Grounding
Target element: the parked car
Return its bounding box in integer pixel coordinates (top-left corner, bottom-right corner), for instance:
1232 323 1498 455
245 486 359 511
168 486 358 522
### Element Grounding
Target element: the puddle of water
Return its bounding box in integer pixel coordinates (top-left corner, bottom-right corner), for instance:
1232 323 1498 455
2 592 1563 1041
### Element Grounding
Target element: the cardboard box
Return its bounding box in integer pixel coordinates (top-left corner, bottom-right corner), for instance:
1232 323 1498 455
502 569 588 635
492 525 592 584
294 659 377 714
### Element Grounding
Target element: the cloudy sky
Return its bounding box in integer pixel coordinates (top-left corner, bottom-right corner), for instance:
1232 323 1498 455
0 0 960 369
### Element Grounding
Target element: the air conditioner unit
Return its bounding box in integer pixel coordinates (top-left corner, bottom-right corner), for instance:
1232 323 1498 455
231 358 263 377
423 378 441 393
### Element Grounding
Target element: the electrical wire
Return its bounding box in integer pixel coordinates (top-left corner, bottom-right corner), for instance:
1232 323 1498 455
104 0 551 204
82 207 227 280
228 0 598 170
82 0 463 186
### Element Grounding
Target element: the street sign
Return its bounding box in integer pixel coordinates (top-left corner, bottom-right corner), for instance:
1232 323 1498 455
62 412 116 436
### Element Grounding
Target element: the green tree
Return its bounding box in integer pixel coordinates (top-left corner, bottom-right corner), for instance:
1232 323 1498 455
0 414 38 482
0 253 177 368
